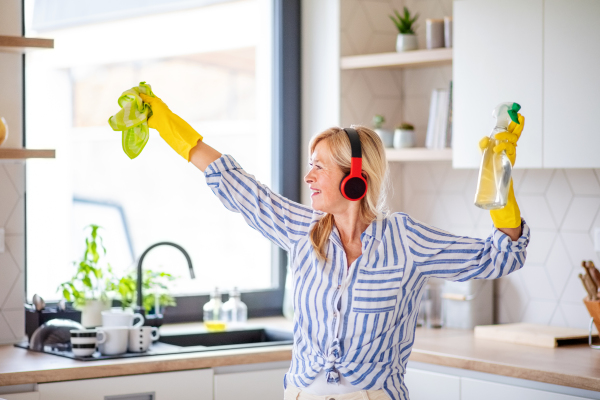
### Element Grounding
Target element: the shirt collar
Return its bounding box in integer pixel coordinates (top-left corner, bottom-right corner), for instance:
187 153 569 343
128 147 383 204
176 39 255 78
330 212 386 248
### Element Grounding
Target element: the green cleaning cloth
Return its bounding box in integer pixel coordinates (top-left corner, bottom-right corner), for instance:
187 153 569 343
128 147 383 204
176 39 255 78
108 81 155 159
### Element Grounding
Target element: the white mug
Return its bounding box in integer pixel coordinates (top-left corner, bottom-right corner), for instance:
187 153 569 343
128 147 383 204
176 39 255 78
101 309 144 327
70 329 99 357
96 327 129 355
128 326 160 353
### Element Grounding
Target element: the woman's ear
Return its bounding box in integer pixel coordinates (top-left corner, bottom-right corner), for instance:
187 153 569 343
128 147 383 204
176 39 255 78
362 171 369 181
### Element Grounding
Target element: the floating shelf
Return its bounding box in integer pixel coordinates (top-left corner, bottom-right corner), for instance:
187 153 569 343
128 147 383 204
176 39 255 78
386 147 452 162
341 48 452 70
0 35 54 53
0 149 56 159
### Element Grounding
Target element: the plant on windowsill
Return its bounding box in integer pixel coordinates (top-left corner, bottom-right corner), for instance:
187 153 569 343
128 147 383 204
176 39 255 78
390 7 419 52
107 268 177 315
58 224 112 327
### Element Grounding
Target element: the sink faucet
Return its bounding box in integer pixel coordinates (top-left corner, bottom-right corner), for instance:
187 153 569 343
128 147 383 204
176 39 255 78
135 242 195 317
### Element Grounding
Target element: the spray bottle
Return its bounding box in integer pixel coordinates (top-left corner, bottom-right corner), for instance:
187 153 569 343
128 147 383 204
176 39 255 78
474 102 521 210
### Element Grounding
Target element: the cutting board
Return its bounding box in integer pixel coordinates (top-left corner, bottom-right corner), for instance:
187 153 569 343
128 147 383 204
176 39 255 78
474 323 597 348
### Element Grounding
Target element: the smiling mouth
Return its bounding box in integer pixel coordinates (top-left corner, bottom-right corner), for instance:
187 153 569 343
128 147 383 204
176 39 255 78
311 189 321 196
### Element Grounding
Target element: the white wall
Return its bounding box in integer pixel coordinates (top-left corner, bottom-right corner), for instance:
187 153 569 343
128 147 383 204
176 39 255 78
0 0 26 344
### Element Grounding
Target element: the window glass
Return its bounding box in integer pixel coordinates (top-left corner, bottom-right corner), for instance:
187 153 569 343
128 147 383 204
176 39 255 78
25 0 274 300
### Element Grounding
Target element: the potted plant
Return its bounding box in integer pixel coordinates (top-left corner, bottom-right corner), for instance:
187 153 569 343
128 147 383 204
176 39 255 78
390 7 419 52
108 268 177 315
58 224 111 327
372 114 394 148
394 123 416 148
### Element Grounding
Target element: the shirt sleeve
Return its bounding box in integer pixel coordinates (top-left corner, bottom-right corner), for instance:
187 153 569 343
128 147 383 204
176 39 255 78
400 214 530 281
204 154 314 252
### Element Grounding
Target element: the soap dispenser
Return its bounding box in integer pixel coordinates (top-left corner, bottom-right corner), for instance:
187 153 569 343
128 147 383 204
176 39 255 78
203 287 223 326
222 287 248 326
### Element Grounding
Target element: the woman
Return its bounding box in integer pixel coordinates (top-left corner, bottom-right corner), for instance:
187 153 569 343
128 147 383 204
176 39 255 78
140 94 529 400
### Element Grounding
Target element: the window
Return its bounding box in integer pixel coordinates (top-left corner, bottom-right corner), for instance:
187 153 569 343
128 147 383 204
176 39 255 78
24 0 300 319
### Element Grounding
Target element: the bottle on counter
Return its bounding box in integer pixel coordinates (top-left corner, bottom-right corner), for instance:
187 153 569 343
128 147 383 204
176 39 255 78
203 287 225 331
222 287 248 326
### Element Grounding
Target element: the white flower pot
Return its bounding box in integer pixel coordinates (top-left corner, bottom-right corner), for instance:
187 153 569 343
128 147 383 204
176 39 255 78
375 129 394 148
396 34 418 52
79 299 111 328
394 129 415 148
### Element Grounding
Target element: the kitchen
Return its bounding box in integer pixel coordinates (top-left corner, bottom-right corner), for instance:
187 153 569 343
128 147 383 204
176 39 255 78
1 0 600 399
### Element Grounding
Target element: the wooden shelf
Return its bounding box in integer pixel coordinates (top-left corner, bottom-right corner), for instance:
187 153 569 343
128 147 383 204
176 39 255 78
386 147 452 162
0 35 54 53
341 48 452 70
0 149 56 159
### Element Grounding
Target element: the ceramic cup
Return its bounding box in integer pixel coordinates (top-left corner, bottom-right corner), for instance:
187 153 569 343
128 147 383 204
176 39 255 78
128 326 160 353
96 326 129 355
70 329 100 357
101 308 144 328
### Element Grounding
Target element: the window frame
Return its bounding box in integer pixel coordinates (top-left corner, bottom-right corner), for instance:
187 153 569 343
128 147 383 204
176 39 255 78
23 0 302 322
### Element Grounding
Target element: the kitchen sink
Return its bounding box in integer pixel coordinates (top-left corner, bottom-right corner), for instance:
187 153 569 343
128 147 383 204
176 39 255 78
15 326 293 361
158 328 293 350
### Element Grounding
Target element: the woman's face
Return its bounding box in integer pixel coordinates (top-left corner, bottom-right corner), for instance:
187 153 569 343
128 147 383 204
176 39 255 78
304 140 348 213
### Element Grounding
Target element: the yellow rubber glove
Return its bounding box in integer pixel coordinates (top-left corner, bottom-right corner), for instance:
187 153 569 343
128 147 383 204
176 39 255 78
478 113 525 229
139 93 203 161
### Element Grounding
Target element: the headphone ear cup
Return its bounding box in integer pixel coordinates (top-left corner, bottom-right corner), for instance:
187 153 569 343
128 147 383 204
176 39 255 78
340 174 367 201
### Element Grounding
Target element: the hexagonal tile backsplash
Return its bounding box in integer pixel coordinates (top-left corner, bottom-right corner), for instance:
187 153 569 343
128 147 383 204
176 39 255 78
341 0 600 330
0 162 26 344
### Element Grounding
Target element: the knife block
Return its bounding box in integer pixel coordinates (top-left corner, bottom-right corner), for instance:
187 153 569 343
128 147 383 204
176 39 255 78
583 297 600 332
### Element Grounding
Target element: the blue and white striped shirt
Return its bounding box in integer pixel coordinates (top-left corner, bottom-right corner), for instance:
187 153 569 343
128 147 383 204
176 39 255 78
205 155 530 400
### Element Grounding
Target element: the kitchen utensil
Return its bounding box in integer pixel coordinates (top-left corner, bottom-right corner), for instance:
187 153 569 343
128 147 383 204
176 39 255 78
29 319 85 351
582 261 599 293
96 326 129 355
579 273 597 300
32 294 45 311
128 326 160 353
101 309 144 327
0 117 8 146
474 323 597 348
70 329 100 357
584 260 600 288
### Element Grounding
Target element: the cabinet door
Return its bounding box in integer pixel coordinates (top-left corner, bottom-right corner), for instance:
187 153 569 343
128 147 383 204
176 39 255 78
461 377 591 400
404 368 460 400
544 0 600 168
453 0 543 169
0 393 40 400
214 367 287 400
38 370 213 400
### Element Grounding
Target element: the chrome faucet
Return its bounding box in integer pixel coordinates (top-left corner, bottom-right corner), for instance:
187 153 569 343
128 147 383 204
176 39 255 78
134 242 195 318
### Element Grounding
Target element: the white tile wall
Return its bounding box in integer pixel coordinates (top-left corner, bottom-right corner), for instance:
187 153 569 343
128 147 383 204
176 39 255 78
341 0 600 330
0 0 25 344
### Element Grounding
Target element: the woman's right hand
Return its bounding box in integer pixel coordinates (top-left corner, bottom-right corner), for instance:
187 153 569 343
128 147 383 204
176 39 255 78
139 93 203 161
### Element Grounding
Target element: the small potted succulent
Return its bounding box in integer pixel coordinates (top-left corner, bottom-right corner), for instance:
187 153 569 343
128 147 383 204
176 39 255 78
390 7 419 52
372 114 394 148
394 123 416 148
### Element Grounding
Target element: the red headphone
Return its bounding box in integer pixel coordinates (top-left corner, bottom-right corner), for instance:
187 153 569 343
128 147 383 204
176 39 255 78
340 128 368 201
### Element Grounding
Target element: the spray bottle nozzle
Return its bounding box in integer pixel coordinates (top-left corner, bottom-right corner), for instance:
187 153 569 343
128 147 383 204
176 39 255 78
507 102 521 125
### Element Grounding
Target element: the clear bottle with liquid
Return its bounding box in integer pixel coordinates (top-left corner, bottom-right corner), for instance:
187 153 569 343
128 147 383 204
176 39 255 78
474 102 521 210
222 287 248 326
203 287 224 330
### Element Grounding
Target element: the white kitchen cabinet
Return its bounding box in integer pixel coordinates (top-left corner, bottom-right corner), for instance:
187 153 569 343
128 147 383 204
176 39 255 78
543 0 600 168
38 370 213 400
0 393 39 400
404 367 460 400
453 0 543 169
213 367 287 400
454 0 600 169
461 377 591 400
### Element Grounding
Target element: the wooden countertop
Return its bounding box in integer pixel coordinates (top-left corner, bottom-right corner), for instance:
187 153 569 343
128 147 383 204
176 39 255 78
1 318 599 392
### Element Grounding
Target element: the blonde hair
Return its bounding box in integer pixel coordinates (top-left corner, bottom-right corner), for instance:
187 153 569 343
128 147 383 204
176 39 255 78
308 126 389 261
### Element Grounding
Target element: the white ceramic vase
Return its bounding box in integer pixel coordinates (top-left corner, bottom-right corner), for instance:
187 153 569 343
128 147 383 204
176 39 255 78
79 299 111 328
396 34 418 52
394 129 415 148
375 129 394 148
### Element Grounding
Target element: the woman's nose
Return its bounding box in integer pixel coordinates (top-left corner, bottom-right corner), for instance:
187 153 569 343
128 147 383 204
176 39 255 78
304 171 313 184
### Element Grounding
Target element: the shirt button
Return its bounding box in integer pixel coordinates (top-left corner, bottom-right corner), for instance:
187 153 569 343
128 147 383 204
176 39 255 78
337 285 341 289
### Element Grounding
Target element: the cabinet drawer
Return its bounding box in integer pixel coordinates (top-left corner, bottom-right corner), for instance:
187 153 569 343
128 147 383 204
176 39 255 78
461 377 592 400
38 370 213 400
404 368 460 400
214 368 287 400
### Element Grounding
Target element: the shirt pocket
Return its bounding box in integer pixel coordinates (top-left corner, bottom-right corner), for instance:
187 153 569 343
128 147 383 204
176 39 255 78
352 267 403 313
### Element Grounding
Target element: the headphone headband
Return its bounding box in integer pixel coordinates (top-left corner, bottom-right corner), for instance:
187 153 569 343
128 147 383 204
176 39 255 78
344 128 362 159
